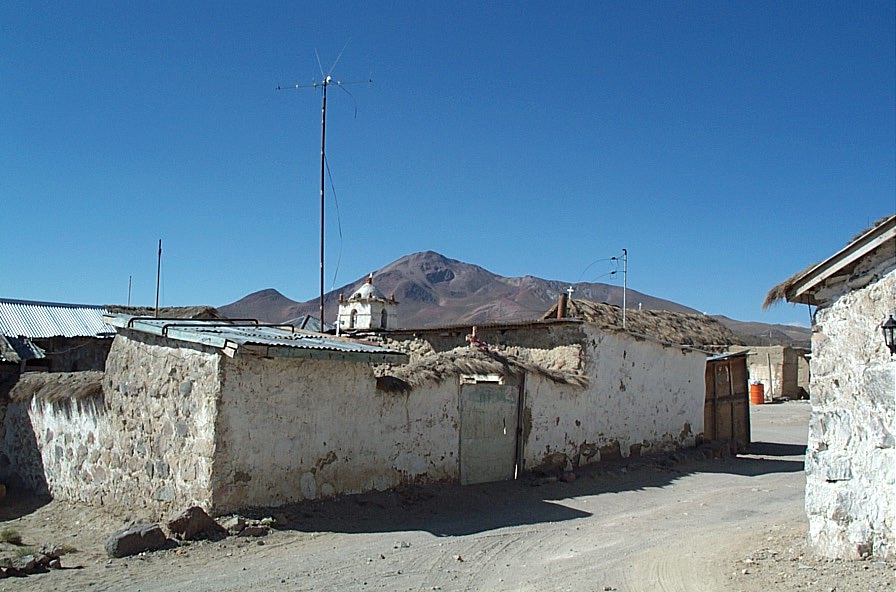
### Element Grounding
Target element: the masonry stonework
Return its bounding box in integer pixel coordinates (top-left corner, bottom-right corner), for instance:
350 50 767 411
805 270 895 559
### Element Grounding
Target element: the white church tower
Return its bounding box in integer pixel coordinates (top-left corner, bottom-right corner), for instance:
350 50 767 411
337 274 399 332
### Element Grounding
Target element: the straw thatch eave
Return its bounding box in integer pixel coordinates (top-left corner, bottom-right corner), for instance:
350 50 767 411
104 305 223 319
543 299 741 349
9 371 104 403
374 345 588 393
762 260 821 309
763 213 896 309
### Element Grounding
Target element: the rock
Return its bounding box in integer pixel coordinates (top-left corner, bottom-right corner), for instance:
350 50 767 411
219 515 246 536
105 523 169 558
167 506 226 541
236 525 269 538
560 471 577 482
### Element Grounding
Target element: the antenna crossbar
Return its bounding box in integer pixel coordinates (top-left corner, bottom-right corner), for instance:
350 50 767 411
278 67 371 326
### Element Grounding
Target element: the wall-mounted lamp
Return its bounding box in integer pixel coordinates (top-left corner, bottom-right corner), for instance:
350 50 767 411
882 315 896 355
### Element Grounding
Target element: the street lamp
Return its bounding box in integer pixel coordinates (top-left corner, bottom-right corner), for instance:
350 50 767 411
882 315 896 355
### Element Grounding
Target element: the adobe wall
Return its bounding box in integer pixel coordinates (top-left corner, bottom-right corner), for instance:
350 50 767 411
805 269 895 559
212 355 459 513
730 346 809 400
522 325 706 472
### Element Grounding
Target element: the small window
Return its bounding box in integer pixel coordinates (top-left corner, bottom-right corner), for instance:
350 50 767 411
349 309 357 329
380 309 388 329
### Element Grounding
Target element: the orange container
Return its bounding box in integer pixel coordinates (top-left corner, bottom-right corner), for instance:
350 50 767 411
750 383 765 405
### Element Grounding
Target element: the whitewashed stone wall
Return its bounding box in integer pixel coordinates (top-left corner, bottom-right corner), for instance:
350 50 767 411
523 325 706 471
1 399 51 494
212 355 458 513
805 269 895 559
19 331 223 518
26 396 104 500
8 320 708 518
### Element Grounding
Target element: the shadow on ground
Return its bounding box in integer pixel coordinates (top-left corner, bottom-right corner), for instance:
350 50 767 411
0 487 51 521
241 443 805 537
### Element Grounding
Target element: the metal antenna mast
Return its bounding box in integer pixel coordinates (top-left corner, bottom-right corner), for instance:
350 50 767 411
278 70 371 326
621 248 627 330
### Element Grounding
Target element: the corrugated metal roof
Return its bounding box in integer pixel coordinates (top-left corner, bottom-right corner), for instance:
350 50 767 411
0 335 46 362
0 299 115 338
105 315 408 364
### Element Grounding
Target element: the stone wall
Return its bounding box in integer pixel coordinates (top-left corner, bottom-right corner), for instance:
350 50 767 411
98 331 221 517
805 269 895 559
4 319 708 518
0 399 49 493
11 332 222 519
523 325 706 472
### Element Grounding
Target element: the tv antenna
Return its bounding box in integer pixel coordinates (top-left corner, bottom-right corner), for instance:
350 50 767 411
278 48 371 326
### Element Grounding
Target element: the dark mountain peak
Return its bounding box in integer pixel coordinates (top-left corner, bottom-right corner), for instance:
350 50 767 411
218 252 805 346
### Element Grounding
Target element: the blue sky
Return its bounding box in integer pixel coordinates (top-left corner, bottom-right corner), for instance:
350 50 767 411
2 2 893 326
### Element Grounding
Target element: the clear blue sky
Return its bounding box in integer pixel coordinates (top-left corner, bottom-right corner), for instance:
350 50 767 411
2 2 893 326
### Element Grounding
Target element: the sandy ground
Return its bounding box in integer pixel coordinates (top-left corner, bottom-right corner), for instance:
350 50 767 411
1 401 893 591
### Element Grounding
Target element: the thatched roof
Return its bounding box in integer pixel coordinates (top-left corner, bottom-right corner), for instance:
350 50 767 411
9 371 104 403
104 305 223 319
374 342 588 393
542 299 741 349
763 259 819 310
763 213 896 309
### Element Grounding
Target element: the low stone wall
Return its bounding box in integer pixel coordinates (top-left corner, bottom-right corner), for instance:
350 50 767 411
805 270 895 559
2 332 222 519
0 399 49 493
26 396 104 500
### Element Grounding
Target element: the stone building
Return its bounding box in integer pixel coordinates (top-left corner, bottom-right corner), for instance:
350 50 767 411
765 213 895 559
336 274 399 332
3 306 709 518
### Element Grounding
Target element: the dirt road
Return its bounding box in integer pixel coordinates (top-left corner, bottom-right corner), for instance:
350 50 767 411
2 401 893 591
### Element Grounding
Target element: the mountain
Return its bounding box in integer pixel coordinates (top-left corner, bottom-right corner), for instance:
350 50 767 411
711 315 811 348
220 251 695 327
219 251 810 346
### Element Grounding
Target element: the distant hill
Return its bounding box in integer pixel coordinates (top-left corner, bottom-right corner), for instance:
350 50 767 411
219 250 810 347
711 315 811 348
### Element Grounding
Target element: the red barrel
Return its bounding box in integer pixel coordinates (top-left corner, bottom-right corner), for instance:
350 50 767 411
750 383 765 405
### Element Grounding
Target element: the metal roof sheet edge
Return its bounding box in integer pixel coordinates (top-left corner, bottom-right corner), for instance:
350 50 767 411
105 314 408 363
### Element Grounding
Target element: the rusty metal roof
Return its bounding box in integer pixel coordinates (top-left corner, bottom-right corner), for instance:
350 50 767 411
0 298 115 338
105 315 408 363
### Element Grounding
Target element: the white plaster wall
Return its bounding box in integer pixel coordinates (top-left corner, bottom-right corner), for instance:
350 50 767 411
523 325 706 471
805 269 895 559
337 301 398 330
212 356 458 513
